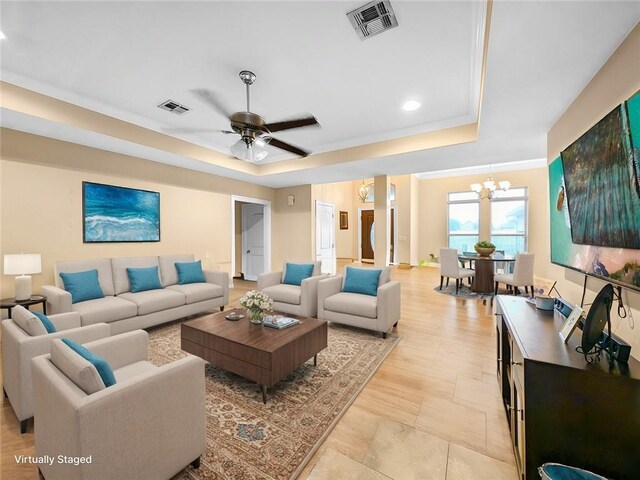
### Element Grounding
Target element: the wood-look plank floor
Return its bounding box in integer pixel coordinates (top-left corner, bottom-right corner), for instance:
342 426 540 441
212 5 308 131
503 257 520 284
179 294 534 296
1 264 516 479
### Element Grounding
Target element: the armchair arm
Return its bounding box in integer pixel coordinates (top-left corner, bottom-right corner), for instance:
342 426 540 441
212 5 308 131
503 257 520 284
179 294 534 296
318 275 343 319
376 281 401 331
81 330 148 370
48 312 82 331
257 271 282 290
42 285 72 315
204 269 229 305
300 274 327 318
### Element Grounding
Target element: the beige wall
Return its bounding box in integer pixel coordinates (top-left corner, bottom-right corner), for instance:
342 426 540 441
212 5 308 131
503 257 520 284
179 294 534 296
272 185 313 269
546 24 640 356
418 167 548 264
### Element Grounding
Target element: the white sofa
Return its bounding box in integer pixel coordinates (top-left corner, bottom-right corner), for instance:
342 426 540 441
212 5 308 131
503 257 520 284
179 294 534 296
42 254 228 335
32 330 206 480
257 261 326 317
2 310 110 433
318 266 401 338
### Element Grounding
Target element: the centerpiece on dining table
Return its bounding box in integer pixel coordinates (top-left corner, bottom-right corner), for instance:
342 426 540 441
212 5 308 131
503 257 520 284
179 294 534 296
474 240 496 257
239 290 274 324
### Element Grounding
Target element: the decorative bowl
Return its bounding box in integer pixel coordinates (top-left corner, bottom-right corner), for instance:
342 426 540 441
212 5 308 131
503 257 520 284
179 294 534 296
475 246 495 257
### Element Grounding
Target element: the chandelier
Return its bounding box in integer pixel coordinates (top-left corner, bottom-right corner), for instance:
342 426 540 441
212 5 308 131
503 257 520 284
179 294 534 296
358 181 370 203
470 177 511 199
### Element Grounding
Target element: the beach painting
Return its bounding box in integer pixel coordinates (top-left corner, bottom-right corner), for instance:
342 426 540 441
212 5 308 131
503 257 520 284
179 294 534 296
83 182 160 242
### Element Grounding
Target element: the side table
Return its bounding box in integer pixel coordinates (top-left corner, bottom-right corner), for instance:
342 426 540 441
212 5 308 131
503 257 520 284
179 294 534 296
0 295 47 319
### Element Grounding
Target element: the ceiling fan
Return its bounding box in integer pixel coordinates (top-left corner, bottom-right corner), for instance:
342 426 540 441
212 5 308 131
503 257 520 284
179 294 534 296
166 70 319 162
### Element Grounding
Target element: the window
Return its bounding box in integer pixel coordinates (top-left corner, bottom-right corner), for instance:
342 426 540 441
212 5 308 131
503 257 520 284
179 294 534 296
490 187 528 257
364 183 396 203
448 191 479 253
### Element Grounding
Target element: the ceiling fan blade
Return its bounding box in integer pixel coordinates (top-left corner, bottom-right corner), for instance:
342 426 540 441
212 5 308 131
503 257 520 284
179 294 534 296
191 88 233 119
161 127 235 134
266 137 311 157
263 115 319 133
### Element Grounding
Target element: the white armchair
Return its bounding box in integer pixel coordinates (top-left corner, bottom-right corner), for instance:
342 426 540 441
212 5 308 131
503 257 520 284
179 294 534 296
257 261 326 317
317 266 400 338
31 330 206 480
1 310 110 433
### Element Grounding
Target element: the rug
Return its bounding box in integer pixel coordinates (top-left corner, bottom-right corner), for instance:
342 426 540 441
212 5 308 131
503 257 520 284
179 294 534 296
434 284 531 300
146 321 399 480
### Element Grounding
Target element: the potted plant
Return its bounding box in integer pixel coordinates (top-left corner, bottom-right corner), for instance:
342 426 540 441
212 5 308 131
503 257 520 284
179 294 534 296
474 240 496 257
239 290 273 324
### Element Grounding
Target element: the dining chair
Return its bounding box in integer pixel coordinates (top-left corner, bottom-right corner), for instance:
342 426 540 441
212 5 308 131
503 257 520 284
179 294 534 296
494 253 535 297
439 248 475 294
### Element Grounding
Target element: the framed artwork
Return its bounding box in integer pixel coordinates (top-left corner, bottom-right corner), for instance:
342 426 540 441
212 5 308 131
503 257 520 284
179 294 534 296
83 181 160 243
559 304 584 344
339 211 349 230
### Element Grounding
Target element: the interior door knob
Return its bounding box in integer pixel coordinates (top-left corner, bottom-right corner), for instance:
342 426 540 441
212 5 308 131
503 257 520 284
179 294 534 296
246 250 250 254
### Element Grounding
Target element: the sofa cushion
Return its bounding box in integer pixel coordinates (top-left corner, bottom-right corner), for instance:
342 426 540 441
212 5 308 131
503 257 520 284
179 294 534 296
283 263 314 286
127 266 163 293
324 292 377 319
12 305 48 336
114 361 157 383
33 312 57 334
175 260 206 285
61 338 116 388
341 265 390 291
159 254 194 286
343 266 381 297
60 269 105 304
282 261 322 282
262 284 301 306
55 258 115 296
111 256 160 294
50 339 107 395
73 296 138 325
119 289 186 315
166 283 223 304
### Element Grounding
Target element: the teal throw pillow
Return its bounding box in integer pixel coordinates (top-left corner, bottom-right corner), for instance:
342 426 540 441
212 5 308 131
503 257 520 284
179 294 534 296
59 269 105 304
32 311 57 334
175 260 206 285
343 266 382 297
283 263 314 286
61 338 116 388
127 266 163 293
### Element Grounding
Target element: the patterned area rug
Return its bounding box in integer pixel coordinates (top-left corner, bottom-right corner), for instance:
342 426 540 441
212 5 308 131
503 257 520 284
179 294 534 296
147 321 399 480
434 284 531 300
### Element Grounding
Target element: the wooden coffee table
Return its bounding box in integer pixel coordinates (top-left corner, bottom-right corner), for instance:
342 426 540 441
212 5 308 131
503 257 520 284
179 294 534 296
181 309 328 403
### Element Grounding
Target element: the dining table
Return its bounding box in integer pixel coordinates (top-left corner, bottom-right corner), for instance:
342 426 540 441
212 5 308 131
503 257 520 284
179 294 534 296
457 253 516 294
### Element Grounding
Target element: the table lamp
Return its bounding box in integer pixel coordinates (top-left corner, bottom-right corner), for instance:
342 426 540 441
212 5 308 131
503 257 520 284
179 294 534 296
3 254 42 301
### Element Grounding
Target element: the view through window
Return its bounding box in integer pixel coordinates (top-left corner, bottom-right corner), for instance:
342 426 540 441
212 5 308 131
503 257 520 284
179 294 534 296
490 187 528 257
448 191 479 253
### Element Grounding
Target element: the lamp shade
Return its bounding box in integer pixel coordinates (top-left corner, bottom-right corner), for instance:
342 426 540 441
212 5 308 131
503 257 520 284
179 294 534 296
4 254 42 275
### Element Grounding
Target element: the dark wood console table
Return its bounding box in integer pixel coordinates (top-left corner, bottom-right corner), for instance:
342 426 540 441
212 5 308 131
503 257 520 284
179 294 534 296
495 295 640 480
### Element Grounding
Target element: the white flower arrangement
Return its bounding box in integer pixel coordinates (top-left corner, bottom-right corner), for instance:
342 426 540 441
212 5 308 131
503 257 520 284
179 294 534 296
239 290 273 313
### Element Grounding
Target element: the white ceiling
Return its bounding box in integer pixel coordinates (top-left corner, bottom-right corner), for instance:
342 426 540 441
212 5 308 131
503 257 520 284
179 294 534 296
1 1 639 187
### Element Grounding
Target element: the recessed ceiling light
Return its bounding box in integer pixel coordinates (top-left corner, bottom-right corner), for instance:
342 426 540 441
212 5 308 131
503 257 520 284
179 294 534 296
402 100 421 112
0 31 6 40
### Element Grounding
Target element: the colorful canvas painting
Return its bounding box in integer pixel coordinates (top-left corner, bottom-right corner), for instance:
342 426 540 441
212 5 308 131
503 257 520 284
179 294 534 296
83 182 160 243
549 90 640 290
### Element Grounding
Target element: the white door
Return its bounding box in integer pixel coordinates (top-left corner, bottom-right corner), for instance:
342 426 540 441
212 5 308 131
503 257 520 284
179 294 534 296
315 201 336 275
242 204 265 281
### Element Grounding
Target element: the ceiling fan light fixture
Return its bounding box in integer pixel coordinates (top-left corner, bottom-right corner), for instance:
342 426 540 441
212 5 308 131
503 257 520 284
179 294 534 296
230 138 268 163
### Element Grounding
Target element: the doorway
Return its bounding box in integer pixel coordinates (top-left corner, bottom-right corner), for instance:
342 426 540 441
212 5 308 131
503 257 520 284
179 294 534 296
359 207 396 264
231 195 272 285
315 201 336 275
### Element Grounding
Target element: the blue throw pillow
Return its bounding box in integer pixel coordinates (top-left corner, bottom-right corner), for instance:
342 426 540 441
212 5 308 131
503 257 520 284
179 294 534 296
61 338 116 388
32 311 57 334
59 269 105 304
175 260 206 285
127 266 163 293
343 266 382 297
283 263 314 286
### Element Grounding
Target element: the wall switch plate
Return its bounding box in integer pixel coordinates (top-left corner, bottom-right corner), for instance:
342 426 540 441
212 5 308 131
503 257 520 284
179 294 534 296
287 195 295 206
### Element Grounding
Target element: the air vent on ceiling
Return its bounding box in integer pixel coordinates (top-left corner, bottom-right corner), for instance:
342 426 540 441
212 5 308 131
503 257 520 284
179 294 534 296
158 99 190 115
347 0 398 40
